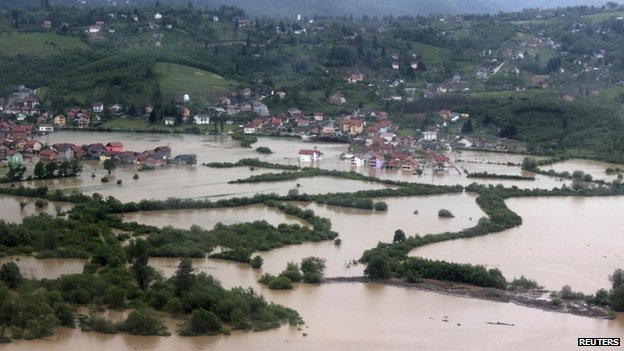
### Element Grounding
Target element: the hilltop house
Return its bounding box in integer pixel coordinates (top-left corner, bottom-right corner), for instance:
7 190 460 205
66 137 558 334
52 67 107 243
193 114 210 125
92 102 104 113
342 117 364 136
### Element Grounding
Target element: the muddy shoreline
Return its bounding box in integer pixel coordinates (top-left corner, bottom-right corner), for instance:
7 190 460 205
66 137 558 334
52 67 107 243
323 276 613 320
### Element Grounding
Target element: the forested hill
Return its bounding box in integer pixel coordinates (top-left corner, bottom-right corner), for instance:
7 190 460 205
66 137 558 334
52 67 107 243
3 0 621 17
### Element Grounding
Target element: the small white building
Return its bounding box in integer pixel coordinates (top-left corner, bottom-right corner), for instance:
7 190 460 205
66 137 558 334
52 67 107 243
163 117 175 126
193 115 210 125
154 13 162 20
350 155 365 167
92 102 104 113
457 137 473 148
298 149 323 162
423 128 438 141
243 123 256 134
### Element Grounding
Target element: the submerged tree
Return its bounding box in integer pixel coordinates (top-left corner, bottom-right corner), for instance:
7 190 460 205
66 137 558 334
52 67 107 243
127 239 154 290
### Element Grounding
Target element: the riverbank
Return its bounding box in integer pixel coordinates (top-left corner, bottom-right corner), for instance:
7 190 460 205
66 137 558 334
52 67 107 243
323 277 612 320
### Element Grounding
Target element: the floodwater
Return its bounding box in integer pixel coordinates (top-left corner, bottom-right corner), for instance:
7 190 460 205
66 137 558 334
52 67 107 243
541 158 623 182
0 195 72 222
4 131 624 349
412 196 624 294
0 256 85 279
4 283 624 351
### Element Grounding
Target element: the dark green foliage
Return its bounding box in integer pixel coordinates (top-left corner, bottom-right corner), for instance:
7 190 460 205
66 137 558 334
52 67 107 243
280 262 303 283
188 309 221 335
116 307 170 336
374 201 388 211
204 158 299 170
467 172 535 181
34 199 47 209
508 276 539 291
609 286 624 311
268 276 293 290
461 119 474 133
53 303 75 328
4 164 26 182
300 257 326 284
103 159 116 174
80 314 117 334
438 209 454 218
402 257 507 289
364 255 391 280
172 258 194 297
250 255 264 269
393 229 406 243
610 269 624 289
0 262 23 289
127 239 154 291
255 146 273 154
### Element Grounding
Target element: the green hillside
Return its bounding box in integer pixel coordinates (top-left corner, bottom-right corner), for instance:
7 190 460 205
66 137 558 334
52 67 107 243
155 62 231 103
0 32 88 56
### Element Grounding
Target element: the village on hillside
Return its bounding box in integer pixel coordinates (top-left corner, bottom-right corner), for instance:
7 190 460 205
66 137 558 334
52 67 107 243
0 82 518 176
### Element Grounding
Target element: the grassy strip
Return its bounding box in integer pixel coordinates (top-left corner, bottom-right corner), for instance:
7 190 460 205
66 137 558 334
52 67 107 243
466 171 535 181
203 158 299 170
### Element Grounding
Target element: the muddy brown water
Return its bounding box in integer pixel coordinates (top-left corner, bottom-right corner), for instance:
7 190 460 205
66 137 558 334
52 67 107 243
2 131 624 349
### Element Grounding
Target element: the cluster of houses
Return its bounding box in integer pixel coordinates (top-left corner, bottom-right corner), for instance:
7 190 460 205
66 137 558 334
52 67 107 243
0 122 193 168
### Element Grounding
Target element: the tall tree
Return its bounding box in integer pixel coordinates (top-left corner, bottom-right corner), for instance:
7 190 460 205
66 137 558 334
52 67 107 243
127 239 154 290
173 258 194 297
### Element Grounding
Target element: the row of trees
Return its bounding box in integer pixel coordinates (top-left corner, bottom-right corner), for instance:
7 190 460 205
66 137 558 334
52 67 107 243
33 159 82 179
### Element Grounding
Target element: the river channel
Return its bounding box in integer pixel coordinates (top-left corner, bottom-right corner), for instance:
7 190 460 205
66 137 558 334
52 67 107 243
3 131 624 349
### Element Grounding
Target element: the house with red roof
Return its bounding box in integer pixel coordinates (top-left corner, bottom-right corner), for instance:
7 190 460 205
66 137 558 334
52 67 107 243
105 142 124 153
298 149 323 162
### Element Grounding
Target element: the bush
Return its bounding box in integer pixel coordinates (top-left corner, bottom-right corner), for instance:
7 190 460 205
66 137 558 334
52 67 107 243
133 174 139 180
101 176 109 183
116 307 170 336
374 201 388 211
438 209 454 218
256 146 273 154
508 276 539 290
189 309 222 335
268 276 293 290
300 257 326 284
34 199 48 208
116 180 122 185
250 255 264 269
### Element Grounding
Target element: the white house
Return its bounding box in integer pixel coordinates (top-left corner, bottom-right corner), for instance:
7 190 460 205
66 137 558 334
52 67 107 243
423 127 438 141
154 13 162 20
298 149 323 162
457 137 473 148
193 114 210 125
243 123 256 134
92 102 104 113
350 155 365 167
89 25 101 33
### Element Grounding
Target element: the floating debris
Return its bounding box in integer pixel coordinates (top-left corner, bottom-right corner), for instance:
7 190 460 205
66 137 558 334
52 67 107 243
486 321 515 326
